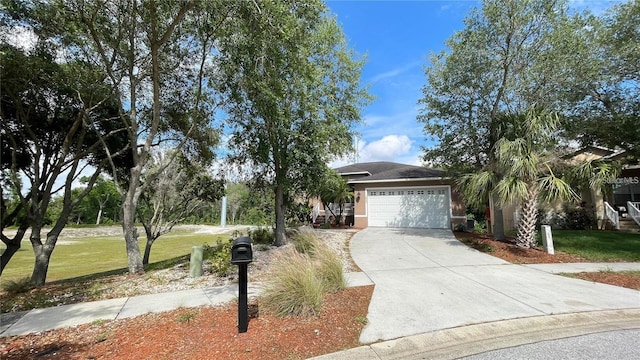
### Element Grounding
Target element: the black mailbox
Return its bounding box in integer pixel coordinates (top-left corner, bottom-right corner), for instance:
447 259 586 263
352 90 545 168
231 236 253 265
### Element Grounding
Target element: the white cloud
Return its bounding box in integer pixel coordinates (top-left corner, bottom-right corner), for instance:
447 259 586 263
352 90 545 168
369 61 421 84
360 135 413 162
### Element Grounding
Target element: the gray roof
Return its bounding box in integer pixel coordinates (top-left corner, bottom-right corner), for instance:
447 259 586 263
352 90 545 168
334 162 444 183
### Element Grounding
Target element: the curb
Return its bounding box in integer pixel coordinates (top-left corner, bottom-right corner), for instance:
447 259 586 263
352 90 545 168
310 309 640 360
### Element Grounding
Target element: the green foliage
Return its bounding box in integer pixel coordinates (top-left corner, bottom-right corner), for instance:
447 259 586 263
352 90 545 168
248 227 275 245
557 204 597 230
175 309 199 324
1 277 34 295
240 208 274 226
215 0 370 245
203 240 233 276
562 1 640 157
474 221 487 234
419 0 572 174
454 223 466 232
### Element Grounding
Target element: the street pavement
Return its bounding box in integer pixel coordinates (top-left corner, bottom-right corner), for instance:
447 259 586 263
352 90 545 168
460 329 640 360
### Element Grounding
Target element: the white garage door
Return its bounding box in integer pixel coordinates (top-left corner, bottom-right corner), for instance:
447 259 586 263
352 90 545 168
367 187 450 228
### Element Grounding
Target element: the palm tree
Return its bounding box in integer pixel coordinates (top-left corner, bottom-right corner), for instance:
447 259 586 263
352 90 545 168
458 111 577 248
314 170 354 225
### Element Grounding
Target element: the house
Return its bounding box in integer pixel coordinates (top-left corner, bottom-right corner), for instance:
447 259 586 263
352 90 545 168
494 146 640 232
312 162 466 229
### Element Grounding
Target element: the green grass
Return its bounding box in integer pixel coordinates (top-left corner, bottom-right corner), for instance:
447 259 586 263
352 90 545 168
0 229 229 283
551 230 640 262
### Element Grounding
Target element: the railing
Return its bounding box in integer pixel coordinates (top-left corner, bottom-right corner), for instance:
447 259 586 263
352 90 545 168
628 201 640 227
326 202 354 216
604 201 620 230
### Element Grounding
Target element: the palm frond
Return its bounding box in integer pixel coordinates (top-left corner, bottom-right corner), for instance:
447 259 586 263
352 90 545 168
494 177 529 207
538 174 578 204
456 170 497 210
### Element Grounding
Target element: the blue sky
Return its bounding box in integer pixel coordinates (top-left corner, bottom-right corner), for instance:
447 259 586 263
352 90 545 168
325 0 622 168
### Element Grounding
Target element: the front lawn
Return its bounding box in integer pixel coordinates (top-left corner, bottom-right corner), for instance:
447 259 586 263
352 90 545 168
551 230 640 262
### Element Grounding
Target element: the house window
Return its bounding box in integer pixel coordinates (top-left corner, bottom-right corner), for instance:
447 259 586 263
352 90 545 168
418 190 425 195
389 191 395 195
370 191 377 196
438 189 445 195
398 191 404 195
426 190 434 195
407 190 414 195
380 191 386 196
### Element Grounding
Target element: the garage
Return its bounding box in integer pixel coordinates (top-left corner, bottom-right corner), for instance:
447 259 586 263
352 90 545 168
367 186 450 228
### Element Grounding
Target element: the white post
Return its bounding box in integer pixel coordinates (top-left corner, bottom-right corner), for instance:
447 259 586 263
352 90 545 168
221 195 227 228
541 225 554 255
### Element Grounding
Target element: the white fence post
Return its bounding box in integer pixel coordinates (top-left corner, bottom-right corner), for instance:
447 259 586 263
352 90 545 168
541 225 554 255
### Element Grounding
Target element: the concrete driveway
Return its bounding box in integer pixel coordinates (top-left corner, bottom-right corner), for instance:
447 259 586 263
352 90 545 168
351 228 640 343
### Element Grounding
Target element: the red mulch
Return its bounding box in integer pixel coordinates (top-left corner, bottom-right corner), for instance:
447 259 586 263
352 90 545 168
0 286 373 360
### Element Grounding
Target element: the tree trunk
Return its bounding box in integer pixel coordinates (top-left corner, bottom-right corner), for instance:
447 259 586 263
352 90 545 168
122 193 144 274
274 184 286 246
96 207 103 225
142 224 155 265
30 231 56 286
516 187 539 249
0 225 27 274
142 238 154 265
492 194 506 241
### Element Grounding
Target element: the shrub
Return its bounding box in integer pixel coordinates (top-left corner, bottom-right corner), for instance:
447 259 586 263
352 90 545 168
203 239 233 276
262 248 325 317
557 204 597 230
454 223 465 232
290 229 321 255
240 208 273 226
249 227 274 245
1 277 34 295
474 220 487 234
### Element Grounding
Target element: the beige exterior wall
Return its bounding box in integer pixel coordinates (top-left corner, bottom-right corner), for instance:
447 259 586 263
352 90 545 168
352 180 464 229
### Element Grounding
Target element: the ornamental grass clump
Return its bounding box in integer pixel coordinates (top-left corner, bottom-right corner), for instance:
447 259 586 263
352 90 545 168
314 244 346 293
263 229 347 317
290 228 321 255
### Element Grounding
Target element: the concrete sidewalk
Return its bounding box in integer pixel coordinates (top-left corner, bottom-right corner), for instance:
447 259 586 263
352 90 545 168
0 273 374 338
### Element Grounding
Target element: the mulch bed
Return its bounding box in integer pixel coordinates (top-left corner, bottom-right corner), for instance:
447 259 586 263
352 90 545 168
0 285 373 360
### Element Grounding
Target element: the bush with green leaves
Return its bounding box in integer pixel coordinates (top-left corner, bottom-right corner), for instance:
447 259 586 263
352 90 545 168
203 240 233 276
555 204 598 230
474 220 487 234
249 226 274 245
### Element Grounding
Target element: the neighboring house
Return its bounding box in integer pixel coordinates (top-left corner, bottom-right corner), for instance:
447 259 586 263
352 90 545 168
312 162 466 229
494 146 640 231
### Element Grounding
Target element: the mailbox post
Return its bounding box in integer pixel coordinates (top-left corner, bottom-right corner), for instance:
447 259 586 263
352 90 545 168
231 236 253 333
